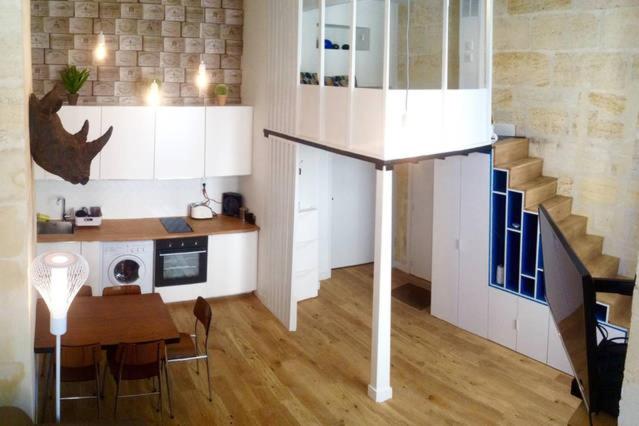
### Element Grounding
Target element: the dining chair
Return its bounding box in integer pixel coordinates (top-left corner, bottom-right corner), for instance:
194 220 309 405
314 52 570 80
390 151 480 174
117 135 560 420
102 285 141 297
77 285 93 297
166 296 213 403
43 343 102 421
107 340 172 420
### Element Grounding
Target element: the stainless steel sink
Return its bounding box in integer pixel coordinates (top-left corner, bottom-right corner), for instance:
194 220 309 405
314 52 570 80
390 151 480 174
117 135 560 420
37 221 74 235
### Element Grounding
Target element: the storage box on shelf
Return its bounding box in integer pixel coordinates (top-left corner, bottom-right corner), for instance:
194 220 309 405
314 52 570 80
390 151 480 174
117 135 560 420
34 105 254 181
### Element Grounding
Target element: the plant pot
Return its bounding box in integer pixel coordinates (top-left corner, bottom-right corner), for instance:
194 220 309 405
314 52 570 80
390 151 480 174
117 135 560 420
217 95 227 106
67 93 79 105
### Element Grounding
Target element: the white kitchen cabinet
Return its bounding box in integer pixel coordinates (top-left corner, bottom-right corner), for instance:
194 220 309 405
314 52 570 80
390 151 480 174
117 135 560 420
155 107 205 179
488 287 518 350
547 318 573 374
293 209 319 302
516 297 549 363
80 242 102 297
37 242 82 256
206 231 258 298
205 106 253 177
431 156 462 326
34 106 103 180
100 107 155 180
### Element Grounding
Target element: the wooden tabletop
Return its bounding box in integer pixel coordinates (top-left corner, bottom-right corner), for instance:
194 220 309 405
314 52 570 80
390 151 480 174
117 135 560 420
34 293 179 353
37 215 259 243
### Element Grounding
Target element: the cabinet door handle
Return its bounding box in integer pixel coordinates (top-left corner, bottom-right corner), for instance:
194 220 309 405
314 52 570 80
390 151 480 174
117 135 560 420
514 319 519 331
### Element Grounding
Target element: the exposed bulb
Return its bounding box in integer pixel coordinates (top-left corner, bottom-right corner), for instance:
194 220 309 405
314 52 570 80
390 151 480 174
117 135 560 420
146 80 160 106
196 61 208 90
94 31 107 61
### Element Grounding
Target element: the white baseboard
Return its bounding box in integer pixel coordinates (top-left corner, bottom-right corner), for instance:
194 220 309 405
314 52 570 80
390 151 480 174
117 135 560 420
392 260 410 273
367 384 393 403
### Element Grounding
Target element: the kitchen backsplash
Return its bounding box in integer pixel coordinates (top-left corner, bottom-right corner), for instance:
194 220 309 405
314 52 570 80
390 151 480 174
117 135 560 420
35 177 239 219
31 0 243 105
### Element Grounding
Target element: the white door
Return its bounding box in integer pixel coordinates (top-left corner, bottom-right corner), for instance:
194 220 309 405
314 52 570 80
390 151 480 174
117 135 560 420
330 155 376 269
408 160 434 281
488 287 518 350
516 298 549 363
547 318 573 374
205 106 253 177
34 106 103 180
155 107 205 179
100 107 155 179
458 153 490 337
431 157 462 325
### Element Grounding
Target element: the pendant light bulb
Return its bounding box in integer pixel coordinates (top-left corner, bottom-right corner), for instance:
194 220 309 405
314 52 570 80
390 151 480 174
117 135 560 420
94 31 107 61
196 61 208 90
146 80 161 106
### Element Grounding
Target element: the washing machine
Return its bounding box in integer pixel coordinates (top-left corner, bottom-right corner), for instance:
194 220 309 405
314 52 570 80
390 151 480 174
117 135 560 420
102 241 154 294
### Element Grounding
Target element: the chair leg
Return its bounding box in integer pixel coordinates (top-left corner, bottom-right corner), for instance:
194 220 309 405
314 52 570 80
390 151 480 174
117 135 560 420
157 373 163 419
95 366 101 419
164 361 174 419
113 381 120 420
101 365 107 399
42 353 52 422
195 358 200 375
205 356 212 402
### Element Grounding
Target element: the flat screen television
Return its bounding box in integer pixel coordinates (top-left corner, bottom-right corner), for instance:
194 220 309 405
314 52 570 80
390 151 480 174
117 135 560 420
539 205 632 418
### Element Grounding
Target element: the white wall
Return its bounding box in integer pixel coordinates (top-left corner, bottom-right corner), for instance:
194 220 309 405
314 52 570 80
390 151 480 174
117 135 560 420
331 154 376 268
407 160 434 281
35 178 239 220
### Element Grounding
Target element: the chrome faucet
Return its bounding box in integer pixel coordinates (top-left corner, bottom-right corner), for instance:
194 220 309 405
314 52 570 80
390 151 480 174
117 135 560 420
56 196 67 221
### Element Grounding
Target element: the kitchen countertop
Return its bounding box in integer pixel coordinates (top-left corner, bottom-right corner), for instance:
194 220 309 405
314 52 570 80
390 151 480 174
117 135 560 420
37 215 259 243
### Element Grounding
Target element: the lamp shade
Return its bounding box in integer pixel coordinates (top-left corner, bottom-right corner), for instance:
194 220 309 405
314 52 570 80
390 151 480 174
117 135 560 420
31 251 89 335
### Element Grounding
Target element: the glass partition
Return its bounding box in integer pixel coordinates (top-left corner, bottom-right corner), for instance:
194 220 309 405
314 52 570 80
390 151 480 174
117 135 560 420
390 0 444 90
354 0 385 89
300 0 321 85
324 0 352 87
447 0 485 89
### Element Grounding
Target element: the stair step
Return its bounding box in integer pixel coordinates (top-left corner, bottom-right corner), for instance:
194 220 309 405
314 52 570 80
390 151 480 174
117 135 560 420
495 157 544 187
585 255 620 279
493 138 529 165
571 235 604 262
597 293 632 329
525 195 573 221
512 176 557 209
557 215 588 241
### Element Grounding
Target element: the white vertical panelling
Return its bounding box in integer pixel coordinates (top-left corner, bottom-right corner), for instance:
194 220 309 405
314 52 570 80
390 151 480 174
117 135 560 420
252 0 300 331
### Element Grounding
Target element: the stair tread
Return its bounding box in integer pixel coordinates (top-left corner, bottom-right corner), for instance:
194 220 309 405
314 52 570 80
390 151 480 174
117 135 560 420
556 214 588 241
571 234 604 260
494 137 528 147
511 175 557 192
525 195 571 214
493 138 529 165
494 156 543 170
585 254 620 278
597 293 632 329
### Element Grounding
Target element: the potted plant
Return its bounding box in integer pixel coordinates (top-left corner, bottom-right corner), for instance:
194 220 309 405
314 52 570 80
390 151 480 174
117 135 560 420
215 84 229 106
59 65 90 105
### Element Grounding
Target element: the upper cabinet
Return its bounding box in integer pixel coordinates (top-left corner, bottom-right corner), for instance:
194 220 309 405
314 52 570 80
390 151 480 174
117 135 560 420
33 106 102 181
155 107 206 179
205 106 253 177
100 107 156 180
35 106 253 182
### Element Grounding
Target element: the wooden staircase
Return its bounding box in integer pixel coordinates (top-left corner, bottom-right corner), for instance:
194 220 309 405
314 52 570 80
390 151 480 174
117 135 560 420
494 138 632 329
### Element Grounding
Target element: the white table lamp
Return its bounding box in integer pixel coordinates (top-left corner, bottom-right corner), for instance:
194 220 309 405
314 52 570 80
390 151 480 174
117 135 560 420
32 251 89 423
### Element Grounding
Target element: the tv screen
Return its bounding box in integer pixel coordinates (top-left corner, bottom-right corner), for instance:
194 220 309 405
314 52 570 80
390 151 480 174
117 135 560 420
539 207 594 412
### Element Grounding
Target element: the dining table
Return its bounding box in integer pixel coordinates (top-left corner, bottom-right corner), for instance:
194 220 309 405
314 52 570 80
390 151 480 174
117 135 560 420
33 293 179 422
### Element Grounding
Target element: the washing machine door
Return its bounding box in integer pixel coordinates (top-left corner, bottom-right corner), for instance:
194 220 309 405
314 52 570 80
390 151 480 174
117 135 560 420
109 255 146 286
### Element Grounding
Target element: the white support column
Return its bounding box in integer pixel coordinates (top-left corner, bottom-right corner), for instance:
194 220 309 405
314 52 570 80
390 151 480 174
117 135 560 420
368 165 393 403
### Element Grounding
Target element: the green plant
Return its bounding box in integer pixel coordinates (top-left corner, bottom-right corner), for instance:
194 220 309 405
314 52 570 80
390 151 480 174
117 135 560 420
214 84 228 96
59 66 90 94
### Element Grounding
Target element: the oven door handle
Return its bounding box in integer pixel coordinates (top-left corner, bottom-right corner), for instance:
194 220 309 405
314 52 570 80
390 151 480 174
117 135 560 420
158 250 207 257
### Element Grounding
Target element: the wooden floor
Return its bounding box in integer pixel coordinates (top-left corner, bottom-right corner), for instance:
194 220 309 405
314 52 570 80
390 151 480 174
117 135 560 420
43 264 580 425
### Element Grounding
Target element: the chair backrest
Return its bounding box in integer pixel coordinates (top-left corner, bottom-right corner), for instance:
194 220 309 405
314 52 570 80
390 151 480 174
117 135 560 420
193 296 212 338
76 285 93 297
61 343 101 382
102 285 141 297
114 340 164 381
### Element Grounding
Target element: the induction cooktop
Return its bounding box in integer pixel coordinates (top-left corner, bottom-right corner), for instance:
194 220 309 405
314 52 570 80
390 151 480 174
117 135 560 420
160 217 193 234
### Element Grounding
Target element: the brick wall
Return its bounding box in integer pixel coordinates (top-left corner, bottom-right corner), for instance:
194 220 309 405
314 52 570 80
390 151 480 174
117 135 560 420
493 0 639 275
31 0 243 105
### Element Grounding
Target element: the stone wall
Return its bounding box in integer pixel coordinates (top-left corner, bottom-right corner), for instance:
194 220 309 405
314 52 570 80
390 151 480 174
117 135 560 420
0 0 36 417
493 0 639 275
31 0 244 105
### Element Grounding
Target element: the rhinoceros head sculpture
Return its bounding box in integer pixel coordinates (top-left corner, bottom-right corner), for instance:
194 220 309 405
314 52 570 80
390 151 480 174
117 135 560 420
29 84 113 185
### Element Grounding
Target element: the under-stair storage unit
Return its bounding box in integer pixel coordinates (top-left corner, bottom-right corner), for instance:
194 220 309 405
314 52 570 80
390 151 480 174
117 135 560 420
432 152 490 338
488 137 630 375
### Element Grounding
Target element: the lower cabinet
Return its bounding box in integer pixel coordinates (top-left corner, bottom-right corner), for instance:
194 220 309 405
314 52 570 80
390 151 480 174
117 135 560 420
36 242 101 296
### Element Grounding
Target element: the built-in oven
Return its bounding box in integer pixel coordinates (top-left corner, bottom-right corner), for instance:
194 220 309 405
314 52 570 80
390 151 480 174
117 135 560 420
154 236 208 287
